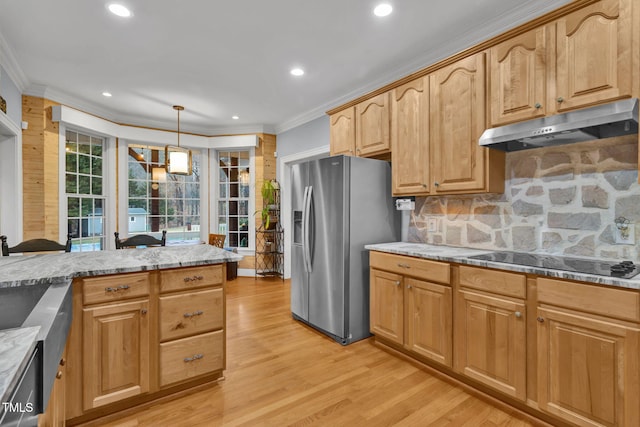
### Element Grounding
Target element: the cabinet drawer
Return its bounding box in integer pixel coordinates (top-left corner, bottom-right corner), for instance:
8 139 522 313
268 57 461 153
370 251 450 284
159 289 224 341
160 265 223 293
82 272 150 305
159 331 224 387
459 266 525 299
537 277 640 323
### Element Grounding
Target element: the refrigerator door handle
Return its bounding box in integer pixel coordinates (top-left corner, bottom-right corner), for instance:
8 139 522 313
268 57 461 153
303 185 313 273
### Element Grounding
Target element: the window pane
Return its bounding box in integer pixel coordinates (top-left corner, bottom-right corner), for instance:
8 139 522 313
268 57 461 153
65 174 77 194
217 150 250 249
78 175 91 194
66 153 77 172
65 130 105 252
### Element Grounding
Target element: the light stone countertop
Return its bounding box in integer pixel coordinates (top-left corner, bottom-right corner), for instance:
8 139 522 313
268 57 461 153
365 242 640 291
0 244 243 289
0 244 243 408
0 326 40 409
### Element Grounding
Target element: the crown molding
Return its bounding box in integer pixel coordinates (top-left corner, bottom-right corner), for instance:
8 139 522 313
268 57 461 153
0 31 29 91
273 0 572 132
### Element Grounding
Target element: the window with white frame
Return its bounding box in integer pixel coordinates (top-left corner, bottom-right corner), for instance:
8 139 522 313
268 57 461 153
127 144 201 243
217 150 250 248
65 130 106 251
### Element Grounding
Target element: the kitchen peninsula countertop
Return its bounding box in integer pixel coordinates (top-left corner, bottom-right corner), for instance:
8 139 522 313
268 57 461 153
365 242 640 291
0 245 242 407
0 244 243 289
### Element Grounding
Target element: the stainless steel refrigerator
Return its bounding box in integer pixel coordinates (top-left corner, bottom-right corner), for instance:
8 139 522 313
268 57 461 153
291 155 399 345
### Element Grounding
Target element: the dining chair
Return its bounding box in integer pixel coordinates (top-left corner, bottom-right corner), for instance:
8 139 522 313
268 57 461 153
208 233 226 248
1 234 73 256
115 230 167 249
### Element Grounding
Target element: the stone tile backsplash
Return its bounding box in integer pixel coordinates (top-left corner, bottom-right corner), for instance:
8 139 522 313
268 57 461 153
408 135 640 261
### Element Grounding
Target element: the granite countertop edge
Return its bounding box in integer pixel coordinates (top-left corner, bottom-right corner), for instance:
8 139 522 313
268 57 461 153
0 245 243 289
365 242 640 291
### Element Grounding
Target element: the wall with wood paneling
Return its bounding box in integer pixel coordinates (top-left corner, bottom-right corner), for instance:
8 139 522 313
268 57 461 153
21 95 60 240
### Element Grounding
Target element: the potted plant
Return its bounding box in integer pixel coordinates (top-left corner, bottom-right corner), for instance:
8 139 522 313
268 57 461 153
255 179 279 229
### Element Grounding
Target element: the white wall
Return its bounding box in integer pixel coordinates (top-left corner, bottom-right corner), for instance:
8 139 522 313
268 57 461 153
0 65 21 126
276 115 329 172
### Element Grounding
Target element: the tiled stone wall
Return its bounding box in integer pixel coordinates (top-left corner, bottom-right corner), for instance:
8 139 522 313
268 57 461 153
408 135 640 260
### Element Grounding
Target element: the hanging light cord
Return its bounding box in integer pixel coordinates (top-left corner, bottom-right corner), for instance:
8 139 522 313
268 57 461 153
173 105 184 148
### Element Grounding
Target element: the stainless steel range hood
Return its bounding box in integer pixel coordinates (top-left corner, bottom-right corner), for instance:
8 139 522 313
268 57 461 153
479 98 639 152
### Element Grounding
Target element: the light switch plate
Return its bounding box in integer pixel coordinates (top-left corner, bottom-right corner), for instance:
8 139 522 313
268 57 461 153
614 223 635 245
428 217 438 232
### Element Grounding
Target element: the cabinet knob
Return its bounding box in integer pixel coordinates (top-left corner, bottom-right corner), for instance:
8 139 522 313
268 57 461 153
534 103 542 109
422 184 427 188
407 285 412 289
434 182 439 187
556 97 564 103
514 311 522 318
141 309 148 315
395 281 401 286
356 148 361 152
537 316 545 323
59 358 66 366
56 371 63 380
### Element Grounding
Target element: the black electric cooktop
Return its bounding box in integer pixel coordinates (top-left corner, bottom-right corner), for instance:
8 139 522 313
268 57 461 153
468 251 639 279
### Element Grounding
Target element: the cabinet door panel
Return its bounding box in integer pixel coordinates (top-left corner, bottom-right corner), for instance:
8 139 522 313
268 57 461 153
83 300 150 410
554 0 632 111
430 53 486 193
406 278 452 367
370 269 403 345
391 77 429 195
538 307 640 427
330 107 356 156
490 27 546 126
356 93 390 157
456 290 526 400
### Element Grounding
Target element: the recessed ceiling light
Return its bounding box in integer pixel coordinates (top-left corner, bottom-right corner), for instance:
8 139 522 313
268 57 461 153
108 3 132 17
102 92 112 97
232 116 239 120
290 68 304 77
374 3 393 17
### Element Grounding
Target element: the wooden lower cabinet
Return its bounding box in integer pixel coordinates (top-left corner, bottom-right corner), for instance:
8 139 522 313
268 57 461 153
370 269 404 345
370 252 453 368
82 299 150 410
65 264 226 424
537 306 640 427
405 278 452 366
38 351 66 427
160 331 224 387
455 289 526 401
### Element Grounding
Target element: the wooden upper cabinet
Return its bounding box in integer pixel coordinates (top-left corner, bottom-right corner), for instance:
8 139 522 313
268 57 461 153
489 27 547 126
552 0 633 112
355 92 391 157
329 107 356 156
391 77 429 195
430 53 497 194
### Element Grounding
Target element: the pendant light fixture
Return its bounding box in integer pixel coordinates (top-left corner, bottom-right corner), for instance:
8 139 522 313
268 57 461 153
165 105 192 175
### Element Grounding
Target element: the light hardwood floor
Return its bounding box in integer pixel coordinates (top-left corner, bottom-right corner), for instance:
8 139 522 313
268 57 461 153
92 277 544 427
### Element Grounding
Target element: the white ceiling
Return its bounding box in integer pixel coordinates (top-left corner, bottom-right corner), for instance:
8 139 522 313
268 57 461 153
0 0 572 135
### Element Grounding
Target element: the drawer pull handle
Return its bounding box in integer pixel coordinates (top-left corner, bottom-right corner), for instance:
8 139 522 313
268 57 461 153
397 263 410 269
105 285 131 292
184 354 204 363
183 310 204 318
183 275 204 283
537 316 545 323
514 311 522 318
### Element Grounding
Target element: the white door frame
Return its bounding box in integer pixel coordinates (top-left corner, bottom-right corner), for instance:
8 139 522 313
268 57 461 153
277 146 330 279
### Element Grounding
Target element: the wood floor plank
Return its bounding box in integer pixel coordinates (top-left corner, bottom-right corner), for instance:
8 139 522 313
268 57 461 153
86 277 543 427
